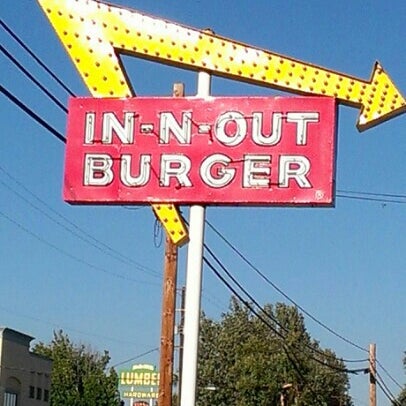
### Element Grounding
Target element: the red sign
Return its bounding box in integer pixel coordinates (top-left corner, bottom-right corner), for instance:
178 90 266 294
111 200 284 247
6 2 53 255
64 97 337 206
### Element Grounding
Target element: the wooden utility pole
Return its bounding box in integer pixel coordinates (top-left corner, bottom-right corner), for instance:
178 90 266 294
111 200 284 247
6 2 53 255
369 343 377 406
177 286 186 405
158 82 184 406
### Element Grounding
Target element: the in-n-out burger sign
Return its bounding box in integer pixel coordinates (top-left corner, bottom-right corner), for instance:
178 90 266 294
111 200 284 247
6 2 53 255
64 97 337 205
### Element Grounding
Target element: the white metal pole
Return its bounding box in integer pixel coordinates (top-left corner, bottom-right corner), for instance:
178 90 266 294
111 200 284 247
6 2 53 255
180 70 211 406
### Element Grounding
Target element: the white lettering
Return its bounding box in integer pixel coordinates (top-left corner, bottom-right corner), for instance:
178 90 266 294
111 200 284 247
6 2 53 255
252 112 283 146
84 112 95 144
84 154 114 186
279 155 311 188
243 155 271 188
200 154 235 188
160 155 192 187
215 111 247 146
159 112 192 144
120 154 151 187
286 112 319 145
102 112 135 144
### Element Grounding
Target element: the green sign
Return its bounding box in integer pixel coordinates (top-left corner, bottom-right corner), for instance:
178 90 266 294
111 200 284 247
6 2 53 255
119 364 159 399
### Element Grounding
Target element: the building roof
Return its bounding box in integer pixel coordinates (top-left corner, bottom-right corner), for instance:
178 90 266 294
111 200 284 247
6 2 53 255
0 327 34 346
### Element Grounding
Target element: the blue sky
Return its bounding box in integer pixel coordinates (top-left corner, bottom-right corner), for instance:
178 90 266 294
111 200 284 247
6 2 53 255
1 0 405 405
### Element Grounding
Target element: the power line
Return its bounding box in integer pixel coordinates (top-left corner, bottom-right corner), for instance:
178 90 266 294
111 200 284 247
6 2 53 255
337 189 406 200
202 255 332 406
204 222 403 400
186 209 315 384
201 288 228 312
337 193 406 205
376 375 402 406
1 43 68 113
376 371 401 405
203 242 367 374
111 348 159 368
0 304 140 347
0 62 160 278
0 165 161 278
206 219 368 354
0 84 66 143
0 19 76 97
376 359 404 391
0 82 166 276
0 209 159 286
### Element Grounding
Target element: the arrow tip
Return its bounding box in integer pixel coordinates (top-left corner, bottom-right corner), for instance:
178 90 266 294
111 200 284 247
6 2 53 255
357 62 406 131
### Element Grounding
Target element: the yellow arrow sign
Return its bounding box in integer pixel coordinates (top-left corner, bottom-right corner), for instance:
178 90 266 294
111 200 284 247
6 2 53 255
38 0 405 132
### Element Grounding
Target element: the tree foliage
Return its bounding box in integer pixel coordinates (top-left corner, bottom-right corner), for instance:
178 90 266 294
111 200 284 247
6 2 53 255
197 298 353 406
33 330 120 406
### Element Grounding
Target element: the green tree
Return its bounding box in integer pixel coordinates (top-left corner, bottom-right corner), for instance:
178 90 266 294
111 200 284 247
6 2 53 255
197 298 353 406
398 353 406 405
33 330 120 406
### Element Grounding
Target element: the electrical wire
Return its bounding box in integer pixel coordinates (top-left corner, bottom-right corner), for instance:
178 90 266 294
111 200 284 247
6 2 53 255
337 189 406 200
1 164 227 313
0 84 66 143
202 255 331 406
0 304 140 347
206 219 369 355
0 165 161 278
0 48 160 278
206 218 403 397
0 209 159 286
203 226 402 399
203 243 367 375
336 193 406 205
111 348 159 368
0 19 76 97
1 44 68 113
0 70 166 278
201 288 228 311
376 371 401 405
376 359 404 390
376 375 402 406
